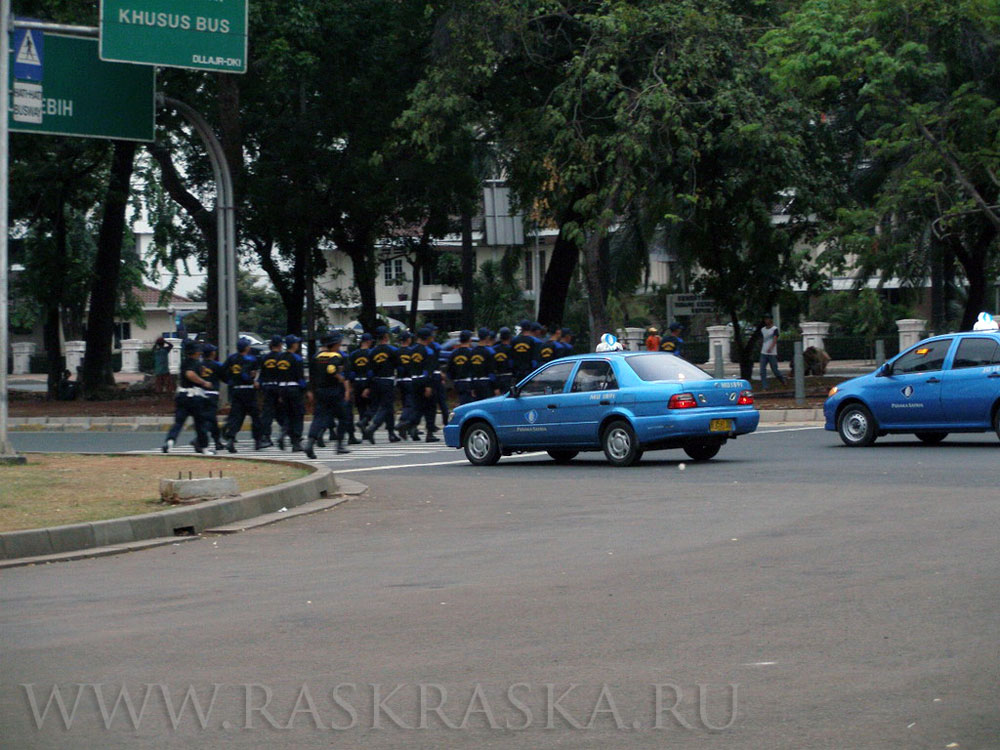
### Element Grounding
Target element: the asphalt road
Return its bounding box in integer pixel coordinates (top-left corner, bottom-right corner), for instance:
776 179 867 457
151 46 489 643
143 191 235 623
2 426 999 749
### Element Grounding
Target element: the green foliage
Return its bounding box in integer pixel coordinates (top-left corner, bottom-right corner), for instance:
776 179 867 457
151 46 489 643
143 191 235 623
473 250 531 331
809 290 912 339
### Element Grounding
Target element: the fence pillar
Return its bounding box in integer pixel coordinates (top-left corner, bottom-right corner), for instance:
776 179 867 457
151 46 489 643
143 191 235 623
620 327 645 351
165 337 183 374
896 319 927 351
64 340 86 374
119 339 143 374
705 325 732 366
11 342 35 375
800 321 830 351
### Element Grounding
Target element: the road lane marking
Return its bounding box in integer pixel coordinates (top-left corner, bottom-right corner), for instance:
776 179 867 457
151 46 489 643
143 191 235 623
754 426 823 434
334 453 548 474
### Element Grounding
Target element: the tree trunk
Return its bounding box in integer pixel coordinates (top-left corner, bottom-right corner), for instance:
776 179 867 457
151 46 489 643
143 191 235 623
81 141 137 395
408 255 422 331
348 246 378 331
581 228 609 347
460 211 475 328
537 222 580 327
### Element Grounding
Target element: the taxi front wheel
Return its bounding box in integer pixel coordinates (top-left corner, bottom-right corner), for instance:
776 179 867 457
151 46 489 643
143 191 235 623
463 422 501 466
838 404 877 447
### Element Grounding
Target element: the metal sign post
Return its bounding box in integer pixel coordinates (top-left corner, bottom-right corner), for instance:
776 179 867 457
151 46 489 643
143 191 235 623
0 0 25 463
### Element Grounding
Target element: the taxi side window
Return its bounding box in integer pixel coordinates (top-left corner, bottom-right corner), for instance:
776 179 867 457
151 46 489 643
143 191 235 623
952 338 1000 369
892 339 952 374
520 362 575 396
571 361 618 392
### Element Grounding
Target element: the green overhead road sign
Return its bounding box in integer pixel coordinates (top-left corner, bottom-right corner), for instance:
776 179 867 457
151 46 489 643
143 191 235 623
100 0 247 73
9 34 155 142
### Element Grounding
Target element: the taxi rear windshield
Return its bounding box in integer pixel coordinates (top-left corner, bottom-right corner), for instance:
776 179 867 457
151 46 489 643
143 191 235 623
625 354 713 382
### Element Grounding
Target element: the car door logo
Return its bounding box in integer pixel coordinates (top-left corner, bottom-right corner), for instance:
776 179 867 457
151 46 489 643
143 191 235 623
525 409 538 424
901 385 914 398
728 392 737 401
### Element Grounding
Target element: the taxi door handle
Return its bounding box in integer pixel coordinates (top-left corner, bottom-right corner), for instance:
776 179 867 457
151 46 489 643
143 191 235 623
988 373 1000 379
547 404 558 409
925 377 941 383
600 399 611 405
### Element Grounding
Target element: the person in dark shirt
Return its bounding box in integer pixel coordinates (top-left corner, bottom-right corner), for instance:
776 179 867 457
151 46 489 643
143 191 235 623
221 337 264 452
198 343 226 451
395 330 421 439
469 327 498 400
304 333 352 458
257 336 285 449
492 327 514 394
446 329 475 405
279 335 307 451
361 326 401 443
348 333 374 440
162 341 213 453
414 327 441 442
537 326 563 364
660 322 685 357
510 319 538 382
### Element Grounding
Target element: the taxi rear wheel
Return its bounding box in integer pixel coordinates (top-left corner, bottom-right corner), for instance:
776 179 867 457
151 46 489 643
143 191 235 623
547 450 578 464
683 442 721 462
837 404 877 447
602 420 642 467
915 431 948 445
994 410 1000 440
463 422 500 466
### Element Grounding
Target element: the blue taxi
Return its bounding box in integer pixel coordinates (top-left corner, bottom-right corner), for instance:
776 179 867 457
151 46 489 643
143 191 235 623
824 329 1000 446
443 352 759 466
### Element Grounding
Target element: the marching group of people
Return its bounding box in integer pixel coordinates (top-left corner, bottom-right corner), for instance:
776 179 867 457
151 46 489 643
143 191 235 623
160 319 582 458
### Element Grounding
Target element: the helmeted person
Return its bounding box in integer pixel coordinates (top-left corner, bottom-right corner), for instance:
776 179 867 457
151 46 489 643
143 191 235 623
304 332 352 458
221 337 264 452
162 340 213 453
660 321 685 357
446 329 476 405
425 324 449 429
349 332 374 436
469 327 498 400
362 326 401 443
278 334 307 451
557 327 575 358
257 335 285 448
510 319 538 381
394 330 422 439
492 326 514 394
537 326 563 364
414 327 441 441
644 326 661 351
595 332 625 352
198 342 226 452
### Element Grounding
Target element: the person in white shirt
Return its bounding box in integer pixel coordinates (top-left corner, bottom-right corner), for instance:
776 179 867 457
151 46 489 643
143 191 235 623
759 315 785 388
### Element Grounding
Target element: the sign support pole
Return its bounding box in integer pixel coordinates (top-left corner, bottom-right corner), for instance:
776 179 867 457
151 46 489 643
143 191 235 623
160 95 237 393
0 0 24 463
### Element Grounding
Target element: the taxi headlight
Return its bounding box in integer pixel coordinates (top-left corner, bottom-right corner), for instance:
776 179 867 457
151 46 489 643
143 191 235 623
827 386 839 398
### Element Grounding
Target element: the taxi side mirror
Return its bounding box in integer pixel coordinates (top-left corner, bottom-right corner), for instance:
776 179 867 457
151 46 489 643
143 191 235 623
508 385 520 398
876 363 892 377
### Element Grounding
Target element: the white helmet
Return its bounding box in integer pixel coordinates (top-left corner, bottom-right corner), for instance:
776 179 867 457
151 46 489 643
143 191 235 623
595 333 624 352
972 312 999 331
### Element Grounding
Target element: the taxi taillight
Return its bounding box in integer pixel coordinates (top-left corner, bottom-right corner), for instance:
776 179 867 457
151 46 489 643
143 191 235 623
668 392 698 409
737 390 754 405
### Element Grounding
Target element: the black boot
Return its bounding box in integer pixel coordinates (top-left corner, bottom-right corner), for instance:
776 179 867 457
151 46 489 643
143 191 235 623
336 440 350 455
315 436 326 448
291 440 304 453
362 428 375 444
303 439 316 459
225 439 237 454
348 434 361 445
278 431 288 450
388 432 401 443
425 433 440 443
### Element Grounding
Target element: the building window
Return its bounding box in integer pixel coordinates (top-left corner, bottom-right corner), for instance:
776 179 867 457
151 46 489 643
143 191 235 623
383 257 404 285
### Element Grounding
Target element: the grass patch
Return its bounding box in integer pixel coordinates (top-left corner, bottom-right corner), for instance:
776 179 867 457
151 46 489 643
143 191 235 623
0 455 309 532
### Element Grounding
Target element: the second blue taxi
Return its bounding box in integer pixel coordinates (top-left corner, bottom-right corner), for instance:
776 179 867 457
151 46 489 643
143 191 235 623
824 324 1000 446
444 352 759 467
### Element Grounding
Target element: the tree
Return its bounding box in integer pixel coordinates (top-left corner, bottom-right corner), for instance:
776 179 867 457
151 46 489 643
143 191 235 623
764 0 1000 330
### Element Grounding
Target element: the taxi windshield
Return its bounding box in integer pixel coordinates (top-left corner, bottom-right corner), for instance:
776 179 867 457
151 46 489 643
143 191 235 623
625 354 713 382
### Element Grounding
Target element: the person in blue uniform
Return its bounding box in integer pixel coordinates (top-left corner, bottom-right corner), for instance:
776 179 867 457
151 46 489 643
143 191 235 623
557 327 575 358
348 332 374 437
198 343 226 452
660 322 685 357
426 324 449 429
258 335 285 448
492 327 514 394
537 326 563 364
395 330 420 439
221 337 263 452
510 320 537 382
162 341 213 453
281 334 306 451
446 329 475 405
362 326 401 443
304 333 352 458
469 327 498 400
415 327 441 441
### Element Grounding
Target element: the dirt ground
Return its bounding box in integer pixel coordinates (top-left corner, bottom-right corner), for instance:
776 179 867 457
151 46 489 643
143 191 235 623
0 454 309 532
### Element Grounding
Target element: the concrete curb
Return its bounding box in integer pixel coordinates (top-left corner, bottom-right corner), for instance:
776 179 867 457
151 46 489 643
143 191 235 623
0 459 348 562
757 408 825 424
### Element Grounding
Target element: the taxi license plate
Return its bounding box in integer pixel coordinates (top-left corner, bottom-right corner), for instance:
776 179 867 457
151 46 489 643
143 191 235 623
709 419 733 432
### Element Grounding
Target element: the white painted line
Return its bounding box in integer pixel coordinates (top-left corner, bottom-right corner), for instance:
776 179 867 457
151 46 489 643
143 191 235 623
335 452 547 474
742 661 778 666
